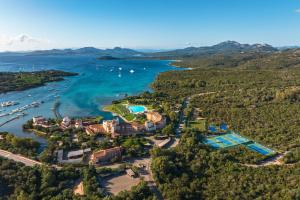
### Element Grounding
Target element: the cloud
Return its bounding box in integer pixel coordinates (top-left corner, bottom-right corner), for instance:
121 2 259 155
0 34 51 51
296 9 300 13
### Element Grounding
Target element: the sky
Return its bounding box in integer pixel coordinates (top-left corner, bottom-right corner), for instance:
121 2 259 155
0 0 300 51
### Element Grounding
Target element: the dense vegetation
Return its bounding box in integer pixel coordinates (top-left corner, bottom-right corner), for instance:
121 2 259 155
172 49 300 69
0 158 79 200
146 52 300 199
151 131 300 200
0 70 77 93
0 132 40 158
0 157 154 200
152 68 300 151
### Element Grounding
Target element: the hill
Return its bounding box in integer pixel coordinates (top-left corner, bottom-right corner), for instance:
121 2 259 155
147 41 277 59
173 48 300 69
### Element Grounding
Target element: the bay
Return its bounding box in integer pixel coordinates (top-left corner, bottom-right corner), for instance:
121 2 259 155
0 55 180 144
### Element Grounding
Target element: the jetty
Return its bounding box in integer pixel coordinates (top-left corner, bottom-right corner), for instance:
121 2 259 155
52 101 62 119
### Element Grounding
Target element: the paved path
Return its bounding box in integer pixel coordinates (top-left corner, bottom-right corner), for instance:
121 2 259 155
241 151 294 167
0 149 42 167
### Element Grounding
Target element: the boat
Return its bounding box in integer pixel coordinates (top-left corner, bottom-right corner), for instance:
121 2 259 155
118 73 122 78
1 101 19 107
130 69 135 73
30 102 40 107
118 67 122 70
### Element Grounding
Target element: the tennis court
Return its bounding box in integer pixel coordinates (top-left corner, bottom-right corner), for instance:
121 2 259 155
246 143 275 156
204 132 249 148
204 132 275 156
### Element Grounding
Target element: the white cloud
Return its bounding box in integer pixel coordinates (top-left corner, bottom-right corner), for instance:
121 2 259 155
296 9 300 13
0 34 52 51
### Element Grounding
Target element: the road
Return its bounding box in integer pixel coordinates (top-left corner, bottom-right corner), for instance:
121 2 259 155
175 96 190 137
0 149 42 167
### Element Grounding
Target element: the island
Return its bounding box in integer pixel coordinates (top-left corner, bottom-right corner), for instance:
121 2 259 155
0 70 78 94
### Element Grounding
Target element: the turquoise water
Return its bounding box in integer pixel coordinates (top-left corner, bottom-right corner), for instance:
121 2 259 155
0 55 181 144
128 105 146 113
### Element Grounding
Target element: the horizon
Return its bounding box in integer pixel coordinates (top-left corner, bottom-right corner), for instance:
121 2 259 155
0 0 300 51
0 40 296 53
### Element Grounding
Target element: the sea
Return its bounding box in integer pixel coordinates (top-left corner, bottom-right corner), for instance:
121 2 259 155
0 55 181 145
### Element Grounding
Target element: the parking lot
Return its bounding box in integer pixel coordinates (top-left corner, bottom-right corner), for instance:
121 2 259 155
102 174 140 195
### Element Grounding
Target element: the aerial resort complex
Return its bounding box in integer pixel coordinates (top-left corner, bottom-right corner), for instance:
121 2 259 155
1 1 300 199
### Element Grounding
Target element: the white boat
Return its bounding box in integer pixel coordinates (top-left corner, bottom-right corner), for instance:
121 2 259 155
130 69 135 73
1 101 19 107
118 67 122 70
118 73 122 78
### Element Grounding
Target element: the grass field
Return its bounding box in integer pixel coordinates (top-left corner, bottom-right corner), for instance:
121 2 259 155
188 119 206 131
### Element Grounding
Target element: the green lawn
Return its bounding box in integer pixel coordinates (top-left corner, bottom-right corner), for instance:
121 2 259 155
189 119 206 131
103 104 135 121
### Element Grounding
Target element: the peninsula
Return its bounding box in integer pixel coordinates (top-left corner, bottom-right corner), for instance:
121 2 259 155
0 70 78 94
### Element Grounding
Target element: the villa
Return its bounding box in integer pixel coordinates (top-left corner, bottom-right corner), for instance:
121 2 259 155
32 116 53 128
90 146 122 164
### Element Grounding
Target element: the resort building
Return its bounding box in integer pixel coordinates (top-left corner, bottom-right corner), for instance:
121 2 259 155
61 116 71 129
32 116 52 128
103 119 120 134
145 111 166 129
67 148 91 159
90 146 122 164
85 124 106 135
57 148 91 164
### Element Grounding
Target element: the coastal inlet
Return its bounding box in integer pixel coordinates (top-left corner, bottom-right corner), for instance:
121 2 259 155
0 57 183 142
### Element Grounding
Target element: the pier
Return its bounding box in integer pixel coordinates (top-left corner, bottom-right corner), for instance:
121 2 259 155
52 101 62 119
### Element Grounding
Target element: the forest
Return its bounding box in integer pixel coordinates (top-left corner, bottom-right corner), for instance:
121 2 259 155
151 131 300 200
0 157 154 200
148 54 300 199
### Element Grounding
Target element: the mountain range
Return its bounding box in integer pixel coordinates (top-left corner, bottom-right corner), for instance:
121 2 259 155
0 41 280 59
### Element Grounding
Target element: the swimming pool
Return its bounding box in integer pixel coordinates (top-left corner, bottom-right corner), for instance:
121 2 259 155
128 105 146 114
